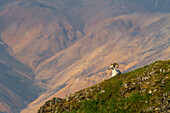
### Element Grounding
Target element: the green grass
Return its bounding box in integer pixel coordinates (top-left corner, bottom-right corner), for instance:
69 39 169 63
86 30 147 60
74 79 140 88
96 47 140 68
38 60 170 113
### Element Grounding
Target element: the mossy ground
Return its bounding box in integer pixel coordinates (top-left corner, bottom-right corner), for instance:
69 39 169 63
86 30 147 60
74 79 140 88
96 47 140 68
38 60 170 113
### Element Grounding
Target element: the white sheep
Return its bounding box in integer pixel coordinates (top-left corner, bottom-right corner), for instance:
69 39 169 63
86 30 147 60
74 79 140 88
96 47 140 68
107 63 121 78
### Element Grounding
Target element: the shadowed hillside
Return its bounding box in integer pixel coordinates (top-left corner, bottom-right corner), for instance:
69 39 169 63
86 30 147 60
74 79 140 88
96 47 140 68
0 38 43 113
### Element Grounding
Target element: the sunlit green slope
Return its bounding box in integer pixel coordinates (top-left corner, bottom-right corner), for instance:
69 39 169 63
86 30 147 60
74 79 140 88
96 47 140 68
38 60 170 113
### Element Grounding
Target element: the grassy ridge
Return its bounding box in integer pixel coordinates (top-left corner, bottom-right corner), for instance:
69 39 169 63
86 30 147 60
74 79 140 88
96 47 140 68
38 60 170 113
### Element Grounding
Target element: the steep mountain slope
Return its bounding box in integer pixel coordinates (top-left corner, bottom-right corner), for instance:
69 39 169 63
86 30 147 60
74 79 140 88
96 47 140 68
132 0 170 12
0 0 170 113
38 60 170 113
0 38 42 113
23 13 170 113
0 0 84 69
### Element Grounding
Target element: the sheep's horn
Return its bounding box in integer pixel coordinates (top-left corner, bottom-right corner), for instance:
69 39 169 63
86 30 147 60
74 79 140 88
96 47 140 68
113 63 119 68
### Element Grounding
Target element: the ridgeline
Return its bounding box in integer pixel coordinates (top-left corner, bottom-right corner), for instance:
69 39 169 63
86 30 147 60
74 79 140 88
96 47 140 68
38 60 170 113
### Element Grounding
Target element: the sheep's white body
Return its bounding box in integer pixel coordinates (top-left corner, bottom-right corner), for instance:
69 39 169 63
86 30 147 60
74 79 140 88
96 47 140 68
108 63 121 78
111 68 121 78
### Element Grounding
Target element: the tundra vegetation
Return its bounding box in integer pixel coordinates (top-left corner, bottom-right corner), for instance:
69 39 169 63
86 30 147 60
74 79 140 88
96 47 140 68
38 60 170 113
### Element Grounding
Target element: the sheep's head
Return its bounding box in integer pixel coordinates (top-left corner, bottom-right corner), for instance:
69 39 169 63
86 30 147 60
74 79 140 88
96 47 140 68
112 63 119 68
108 63 119 70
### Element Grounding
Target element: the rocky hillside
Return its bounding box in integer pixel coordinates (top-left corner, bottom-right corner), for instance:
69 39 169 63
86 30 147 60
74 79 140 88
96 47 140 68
0 0 170 113
38 60 170 113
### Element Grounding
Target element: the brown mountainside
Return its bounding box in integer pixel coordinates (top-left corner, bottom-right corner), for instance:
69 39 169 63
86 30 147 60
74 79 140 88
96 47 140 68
0 37 42 113
23 13 170 113
0 0 169 113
